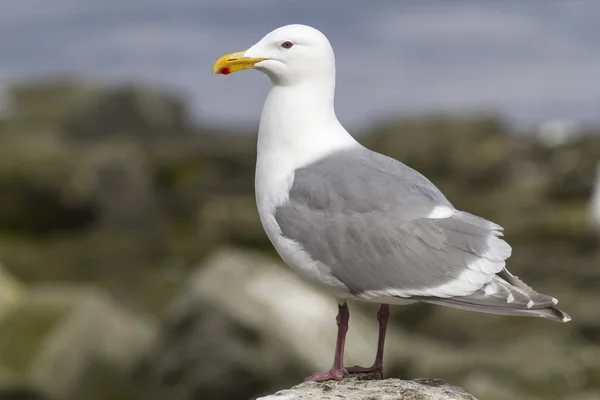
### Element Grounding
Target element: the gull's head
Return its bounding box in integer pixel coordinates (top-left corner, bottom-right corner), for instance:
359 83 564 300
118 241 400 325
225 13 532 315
212 24 335 86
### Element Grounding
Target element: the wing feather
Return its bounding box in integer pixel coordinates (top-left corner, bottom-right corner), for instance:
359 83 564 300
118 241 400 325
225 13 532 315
275 147 510 298
274 147 569 322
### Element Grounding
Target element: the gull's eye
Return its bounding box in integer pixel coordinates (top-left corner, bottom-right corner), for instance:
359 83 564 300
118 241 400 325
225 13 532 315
281 41 294 49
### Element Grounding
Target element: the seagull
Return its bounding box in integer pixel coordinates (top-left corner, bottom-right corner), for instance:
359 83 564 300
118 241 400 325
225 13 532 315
212 24 571 382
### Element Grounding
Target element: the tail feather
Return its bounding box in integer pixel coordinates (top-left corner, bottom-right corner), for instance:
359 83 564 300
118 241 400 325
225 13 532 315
416 268 571 323
421 297 570 323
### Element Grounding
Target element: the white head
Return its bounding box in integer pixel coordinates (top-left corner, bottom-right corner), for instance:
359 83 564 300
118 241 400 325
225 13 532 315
212 24 335 86
213 25 357 202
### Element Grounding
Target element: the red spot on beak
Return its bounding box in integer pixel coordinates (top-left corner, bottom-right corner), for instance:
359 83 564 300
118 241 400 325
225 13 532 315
219 67 231 75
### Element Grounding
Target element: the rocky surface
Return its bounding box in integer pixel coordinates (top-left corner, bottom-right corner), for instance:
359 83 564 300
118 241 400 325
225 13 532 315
0 283 157 400
257 377 478 400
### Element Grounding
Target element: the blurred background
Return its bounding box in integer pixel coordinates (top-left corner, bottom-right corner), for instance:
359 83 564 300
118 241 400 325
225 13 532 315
0 1 599 400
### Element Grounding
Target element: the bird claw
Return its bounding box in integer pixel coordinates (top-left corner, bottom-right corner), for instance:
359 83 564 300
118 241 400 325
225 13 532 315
304 367 348 382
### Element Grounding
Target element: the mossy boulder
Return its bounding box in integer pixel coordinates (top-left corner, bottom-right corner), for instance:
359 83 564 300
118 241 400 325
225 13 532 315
7 79 102 133
0 263 23 322
63 84 191 139
0 285 157 399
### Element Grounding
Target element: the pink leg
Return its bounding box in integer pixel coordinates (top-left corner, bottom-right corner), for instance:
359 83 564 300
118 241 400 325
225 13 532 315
346 304 390 378
304 302 350 382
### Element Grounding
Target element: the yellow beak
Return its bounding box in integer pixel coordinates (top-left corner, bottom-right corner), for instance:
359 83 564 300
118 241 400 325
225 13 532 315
212 51 265 75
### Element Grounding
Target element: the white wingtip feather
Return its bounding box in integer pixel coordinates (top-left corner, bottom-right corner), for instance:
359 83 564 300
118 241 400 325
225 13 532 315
484 284 495 296
527 300 534 308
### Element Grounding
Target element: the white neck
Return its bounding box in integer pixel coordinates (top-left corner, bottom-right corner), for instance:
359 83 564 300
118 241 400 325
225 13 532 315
254 81 358 210
257 82 356 168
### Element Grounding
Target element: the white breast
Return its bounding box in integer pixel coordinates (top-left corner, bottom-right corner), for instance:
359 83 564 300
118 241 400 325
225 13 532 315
254 140 355 296
253 85 357 296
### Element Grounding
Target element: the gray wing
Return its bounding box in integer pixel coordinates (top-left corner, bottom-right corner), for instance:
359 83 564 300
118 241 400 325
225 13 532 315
276 146 509 298
275 146 570 322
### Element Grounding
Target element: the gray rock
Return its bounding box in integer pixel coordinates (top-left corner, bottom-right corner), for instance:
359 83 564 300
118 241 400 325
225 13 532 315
67 140 166 235
587 161 600 234
257 376 478 400
0 262 23 321
143 248 403 400
0 285 157 399
63 84 190 138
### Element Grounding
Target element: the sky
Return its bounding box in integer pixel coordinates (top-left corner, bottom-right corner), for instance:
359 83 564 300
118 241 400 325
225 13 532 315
1 0 599 130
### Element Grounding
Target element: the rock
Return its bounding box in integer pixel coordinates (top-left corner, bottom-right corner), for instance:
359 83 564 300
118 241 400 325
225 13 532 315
587 161 600 234
0 130 95 235
63 84 190 139
0 285 157 399
67 139 166 235
362 114 512 190
10 79 103 130
257 376 478 400
142 248 410 400
0 262 23 321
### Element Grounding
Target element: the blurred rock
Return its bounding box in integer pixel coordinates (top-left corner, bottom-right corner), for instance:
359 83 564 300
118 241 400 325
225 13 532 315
0 285 157 400
9 79 103 132
142 248 401 400
0 262 23 321
63 84 190 139
68 139 166 235
257 377 478 400
363 114 513 190
0 130 95 235
536 119 582 148
587 161 600 233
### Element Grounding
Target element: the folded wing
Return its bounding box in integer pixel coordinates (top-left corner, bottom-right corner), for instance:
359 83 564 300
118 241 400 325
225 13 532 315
275 146 569 322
